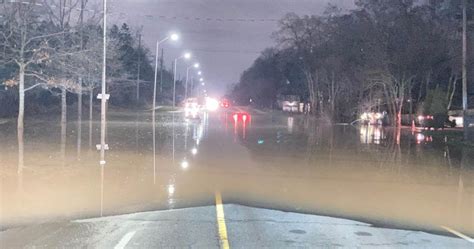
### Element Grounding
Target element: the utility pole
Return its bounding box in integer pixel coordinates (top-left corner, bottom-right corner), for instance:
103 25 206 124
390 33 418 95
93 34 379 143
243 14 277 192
191 77 194 98
98 0 109 167
462 0 468 139
173 59 177 107
136 33 141 103
185 67 189 100
159 48 164 94
77 0 85 159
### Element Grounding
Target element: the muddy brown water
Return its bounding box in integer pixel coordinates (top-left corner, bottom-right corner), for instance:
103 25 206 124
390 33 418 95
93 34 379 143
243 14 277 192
1 109 473 236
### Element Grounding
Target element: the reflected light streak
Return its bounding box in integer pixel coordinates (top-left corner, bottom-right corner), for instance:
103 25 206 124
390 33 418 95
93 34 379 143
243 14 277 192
242 117 247 140
168 184 175 195
181 160 189 170
233 115 238 142
359 125 384 144
287 117 294 134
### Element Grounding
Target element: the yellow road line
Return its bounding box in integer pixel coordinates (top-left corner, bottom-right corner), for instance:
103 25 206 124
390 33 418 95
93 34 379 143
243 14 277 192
215 192 230 249
440 226 474 243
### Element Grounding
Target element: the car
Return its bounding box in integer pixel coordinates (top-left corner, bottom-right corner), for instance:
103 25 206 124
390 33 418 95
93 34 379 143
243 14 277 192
418 114 453 130
184 98 200 119
220 99 230 108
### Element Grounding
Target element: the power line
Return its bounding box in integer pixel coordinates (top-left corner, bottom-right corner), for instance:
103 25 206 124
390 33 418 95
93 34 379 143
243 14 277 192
5 1 282 22
4 0 102 13
168 47 261 54
141 14 280 23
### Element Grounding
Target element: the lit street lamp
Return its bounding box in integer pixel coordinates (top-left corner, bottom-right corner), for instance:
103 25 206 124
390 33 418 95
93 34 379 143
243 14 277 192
153 32 179 111
173 52 192 107
185 63 200 100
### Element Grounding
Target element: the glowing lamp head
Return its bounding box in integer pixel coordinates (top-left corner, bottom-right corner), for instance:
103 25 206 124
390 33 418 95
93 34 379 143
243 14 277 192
191 148 198 155
184 52 192 59
170 33 179 41
199 78 204 82
194 63 200 68
198 71 202 75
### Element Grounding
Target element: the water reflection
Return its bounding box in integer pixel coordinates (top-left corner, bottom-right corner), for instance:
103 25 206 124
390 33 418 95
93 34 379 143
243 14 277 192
287 116 294 134
416 133 433 144
167 178 176 208
60 114 67 166
359 125 385 144
100 163 105 217
152 108 157 184
181 159 189 170
169 113 175 165
77 102 83 161
17 120 24 193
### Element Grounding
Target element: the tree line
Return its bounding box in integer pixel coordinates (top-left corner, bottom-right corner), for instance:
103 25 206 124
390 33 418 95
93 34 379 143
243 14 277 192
231 0 473 125
0 0 181 123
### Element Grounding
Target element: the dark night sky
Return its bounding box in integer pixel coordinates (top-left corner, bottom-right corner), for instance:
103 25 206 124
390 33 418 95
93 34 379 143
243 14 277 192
110 0 355 95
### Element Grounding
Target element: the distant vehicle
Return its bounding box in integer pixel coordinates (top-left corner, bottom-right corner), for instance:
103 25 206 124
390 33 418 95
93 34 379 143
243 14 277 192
184 98 200 119
417 114 454 130
360 112 384 125
205 97 220 111
278 95 301 112
282 101 299 112
220 99 230 108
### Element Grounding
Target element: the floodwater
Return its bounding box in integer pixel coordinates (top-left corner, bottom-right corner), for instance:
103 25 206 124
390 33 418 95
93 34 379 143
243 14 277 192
0 108 473 236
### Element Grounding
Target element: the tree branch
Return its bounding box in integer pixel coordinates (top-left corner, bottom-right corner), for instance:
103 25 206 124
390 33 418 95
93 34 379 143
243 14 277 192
24 83 48 92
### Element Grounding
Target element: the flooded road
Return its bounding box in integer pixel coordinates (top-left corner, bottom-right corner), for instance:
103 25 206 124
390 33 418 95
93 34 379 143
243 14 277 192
1 107 473 237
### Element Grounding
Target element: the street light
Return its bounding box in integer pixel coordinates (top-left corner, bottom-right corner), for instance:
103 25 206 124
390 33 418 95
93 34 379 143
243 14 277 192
170 33 179 41
197 71 202 75
98 0 108 167
185 63 200 100
153 32 179 111
173 52 192 107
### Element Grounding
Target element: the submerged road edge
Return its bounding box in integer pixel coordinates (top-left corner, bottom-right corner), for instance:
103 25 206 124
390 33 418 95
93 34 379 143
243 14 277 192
441 226 474 243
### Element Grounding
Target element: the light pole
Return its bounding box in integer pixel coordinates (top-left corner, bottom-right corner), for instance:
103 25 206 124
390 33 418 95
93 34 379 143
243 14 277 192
192 71 202 97
98 0 108 217
173 52 192 107
185 63 199 100
151 33 177 187
98 0 108 167
153 33 179 111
